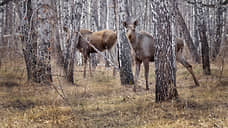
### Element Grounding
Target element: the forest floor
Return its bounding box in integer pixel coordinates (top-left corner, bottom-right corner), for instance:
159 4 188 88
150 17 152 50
0 55 228 128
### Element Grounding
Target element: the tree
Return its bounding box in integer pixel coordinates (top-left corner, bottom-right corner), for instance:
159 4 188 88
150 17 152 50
196 1 211 75
192 0 200 52
211 0 224 60
153 0 178 102
106 0 118 76
64 0 82 83
0 1 3 45
116 0 134 85
173 3 201 63
22 0 54 84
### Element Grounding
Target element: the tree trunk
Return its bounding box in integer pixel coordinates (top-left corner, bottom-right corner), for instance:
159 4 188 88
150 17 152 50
173 4 201 63
154 0 178 102
193 0 200 52
36 0 54 83
211 0 223 60
53 0 65 66
89 0 98 70
63 0 82 83
106 0 118 76
116 0 134 85
21 0 53 84
0 2 3 46
197 1 211 75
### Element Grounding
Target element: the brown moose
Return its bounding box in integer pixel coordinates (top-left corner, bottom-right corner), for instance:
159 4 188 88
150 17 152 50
123 20 200 90
78 29 117 78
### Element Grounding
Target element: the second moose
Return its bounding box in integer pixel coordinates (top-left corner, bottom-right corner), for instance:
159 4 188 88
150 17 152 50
78 29 117 78
123 20 200 90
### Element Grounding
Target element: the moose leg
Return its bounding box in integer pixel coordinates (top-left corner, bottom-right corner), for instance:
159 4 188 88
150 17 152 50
89 55 93 77
177 56 200 86
143 59 150 90
83 56 87 78
134 60 142 91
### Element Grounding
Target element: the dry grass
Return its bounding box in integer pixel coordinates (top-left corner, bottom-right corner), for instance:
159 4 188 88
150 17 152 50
0 57 228 128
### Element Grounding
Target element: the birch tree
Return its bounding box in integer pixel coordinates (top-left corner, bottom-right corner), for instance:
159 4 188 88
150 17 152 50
64 0 82 83
173 2 201 63
153 0 178 102
196 1 211 75
21 0 54 84
211 0 224 60
116 0 134 85
0 1 3 46
106 0 118 76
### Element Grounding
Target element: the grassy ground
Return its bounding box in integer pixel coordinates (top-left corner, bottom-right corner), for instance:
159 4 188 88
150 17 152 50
0 57 227 128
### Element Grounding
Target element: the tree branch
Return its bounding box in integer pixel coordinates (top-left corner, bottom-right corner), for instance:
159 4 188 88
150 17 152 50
0 0 14 6
184 0 228 8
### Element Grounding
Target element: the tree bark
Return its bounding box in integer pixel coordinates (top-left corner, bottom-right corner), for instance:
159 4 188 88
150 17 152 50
154 0 178 102
197 1 211 75
21 0 53 84
64 0 82 83
211 0 224 60
193 0 200 51
36 0 54 83
116 0 134 85
0 1 3 46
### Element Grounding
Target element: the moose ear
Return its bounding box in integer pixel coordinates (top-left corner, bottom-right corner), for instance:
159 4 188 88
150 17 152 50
123 21 128 28
133 20 138 27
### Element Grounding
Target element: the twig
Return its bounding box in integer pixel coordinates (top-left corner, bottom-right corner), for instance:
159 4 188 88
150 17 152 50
50 75 79 120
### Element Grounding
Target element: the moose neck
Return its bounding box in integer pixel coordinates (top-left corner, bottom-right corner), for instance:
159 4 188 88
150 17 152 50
128 32 137 50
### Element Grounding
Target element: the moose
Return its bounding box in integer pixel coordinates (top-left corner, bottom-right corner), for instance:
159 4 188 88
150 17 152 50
123 20 200 90
78 29 117 78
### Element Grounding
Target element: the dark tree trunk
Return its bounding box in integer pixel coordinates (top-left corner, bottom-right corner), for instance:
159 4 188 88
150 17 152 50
197 2 211 75
200 28 211 75
116 0 134 85
154 0 178 102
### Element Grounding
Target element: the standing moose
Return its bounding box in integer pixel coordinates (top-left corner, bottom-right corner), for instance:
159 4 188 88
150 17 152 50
78 29 117 78
123 20 200 90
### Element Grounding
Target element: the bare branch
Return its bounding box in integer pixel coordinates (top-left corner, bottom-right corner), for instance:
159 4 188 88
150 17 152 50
183 0 228 8
0 0 14 6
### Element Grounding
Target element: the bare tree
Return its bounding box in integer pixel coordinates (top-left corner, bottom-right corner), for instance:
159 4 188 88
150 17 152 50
64 0 83 83
153 0 178 102
173 2 201 63
211 0 224 60
21 0 55 84
116 0 134 85
0 1 3 46
196 0 211 75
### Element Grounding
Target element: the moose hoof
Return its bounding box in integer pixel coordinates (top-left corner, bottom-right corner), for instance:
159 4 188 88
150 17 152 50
146 87 149 91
